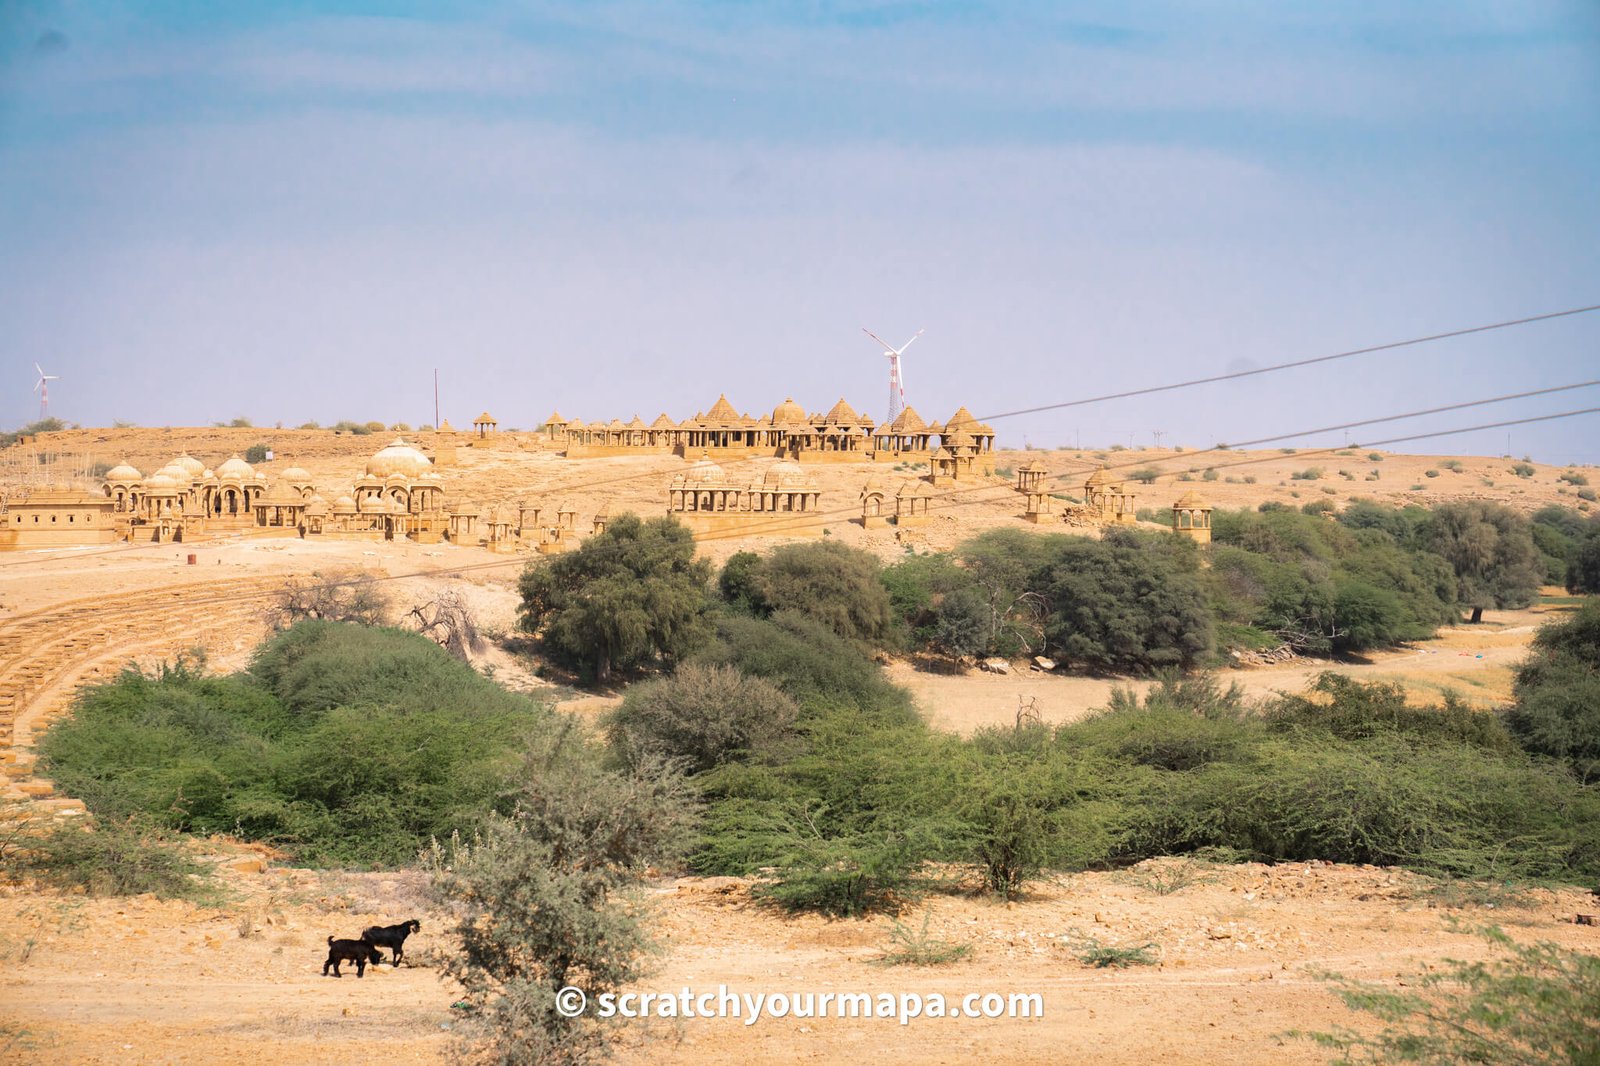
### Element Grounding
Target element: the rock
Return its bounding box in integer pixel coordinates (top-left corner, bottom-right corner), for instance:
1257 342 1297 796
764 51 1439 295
979 657 1011 674
1031 656 1057 672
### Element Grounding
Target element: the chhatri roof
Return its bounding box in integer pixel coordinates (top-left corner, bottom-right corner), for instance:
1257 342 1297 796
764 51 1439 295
1173 490 1212 510
651 412 678 430
215 455 255 481
944 406 995 435
680 453 727 484
704 394 741 422
105 461 142 481
475 411 497 424
1085 466 1120 488
627 414 648 431
822 397 860 424
365 438 433 479
171 454 205 478
771 397 807 424
888 406 928 434
544 410 567 425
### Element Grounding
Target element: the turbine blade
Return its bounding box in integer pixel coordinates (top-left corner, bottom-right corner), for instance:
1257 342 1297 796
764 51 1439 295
35 363 44 377
861 328 897 353
899 329 924 353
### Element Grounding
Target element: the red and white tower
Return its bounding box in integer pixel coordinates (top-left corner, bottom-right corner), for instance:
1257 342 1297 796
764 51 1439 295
862 328 923 426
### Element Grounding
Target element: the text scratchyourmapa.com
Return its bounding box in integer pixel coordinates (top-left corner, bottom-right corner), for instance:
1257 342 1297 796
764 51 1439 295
555 985 1044 1026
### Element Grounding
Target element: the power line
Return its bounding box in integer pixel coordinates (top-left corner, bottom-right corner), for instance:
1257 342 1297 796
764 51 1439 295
977 303 1600 422
1214 380 1599 451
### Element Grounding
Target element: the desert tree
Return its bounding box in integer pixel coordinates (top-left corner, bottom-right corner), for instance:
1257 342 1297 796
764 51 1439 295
1420 501 1543 623
273 570 389 628
409 587 487 662
517 513 712 682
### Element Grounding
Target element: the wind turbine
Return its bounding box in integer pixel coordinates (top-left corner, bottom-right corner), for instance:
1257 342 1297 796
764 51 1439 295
862 327 923 426
33 364 59 420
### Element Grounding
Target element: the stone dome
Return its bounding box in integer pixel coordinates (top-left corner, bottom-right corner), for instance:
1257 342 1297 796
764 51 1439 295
154 462 193 482
141 472 179 490
1173 491 1211 510
685 453 726 483
763 460 809 488
215 455 256 481
171 454 206 478
105 462 142 482
358 494 388 513
279 466 313 482
365 438 432 478
333 494 358 512
771 397 807 424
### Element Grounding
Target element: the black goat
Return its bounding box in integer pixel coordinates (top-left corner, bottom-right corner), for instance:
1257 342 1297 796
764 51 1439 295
360 919 421 966
323 935 382 978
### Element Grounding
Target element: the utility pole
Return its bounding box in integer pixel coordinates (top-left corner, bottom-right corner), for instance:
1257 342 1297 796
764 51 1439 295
1153 429 1165 450
434 369 439 430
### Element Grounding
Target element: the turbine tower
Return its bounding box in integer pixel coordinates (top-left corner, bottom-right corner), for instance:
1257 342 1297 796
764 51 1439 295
33 363 59 420
862 327 923 426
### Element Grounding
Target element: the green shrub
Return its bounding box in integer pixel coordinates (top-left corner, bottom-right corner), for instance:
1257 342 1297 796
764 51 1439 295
1440 459 1464 472
1291 468 1324 480
728 541 893 644
1424 469 1440 478
1507 602 1600 782
877 913 971 966
1300 927 1600 1064
693 611 915 722
607 663 799 774
1367 452 1384 462
1129 468 1160 484
752 823 928 917
41 625 547 866
12 817 215 900
1067 933 1158 968
1512 462 1536 478
244 443 269 464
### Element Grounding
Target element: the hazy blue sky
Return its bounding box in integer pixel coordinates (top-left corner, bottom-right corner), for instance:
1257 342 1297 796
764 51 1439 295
2 2 1598 461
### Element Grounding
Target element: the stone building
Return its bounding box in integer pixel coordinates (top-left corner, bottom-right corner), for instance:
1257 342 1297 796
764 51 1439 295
1171 491 1213 544
666 454 825 538
556 393 992 467
1083 466 1138 525
0 488 120 549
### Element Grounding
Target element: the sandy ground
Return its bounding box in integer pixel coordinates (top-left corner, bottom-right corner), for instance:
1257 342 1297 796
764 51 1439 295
3 856 1598 1065
0 429 1595 1063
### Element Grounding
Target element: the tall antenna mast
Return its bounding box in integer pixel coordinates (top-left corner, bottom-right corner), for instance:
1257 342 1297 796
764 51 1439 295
861 328 923 425
434 368 439 429
33 363 60 421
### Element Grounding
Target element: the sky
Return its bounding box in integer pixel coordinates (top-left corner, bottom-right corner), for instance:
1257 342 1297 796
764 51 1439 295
1 1 1598 463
